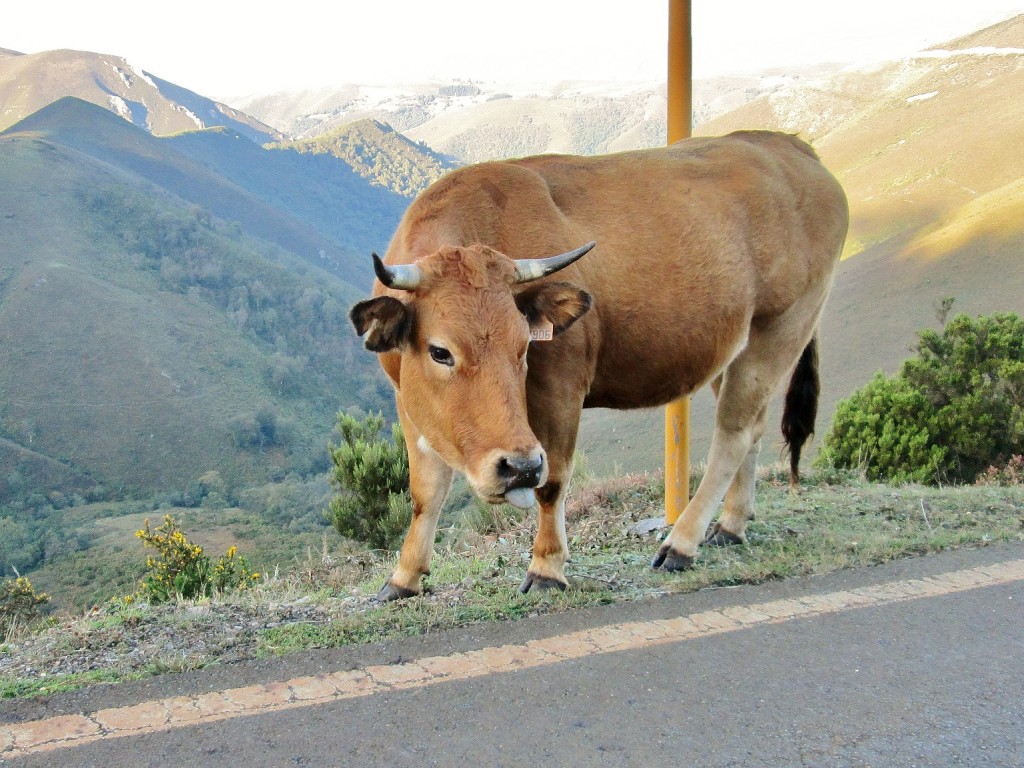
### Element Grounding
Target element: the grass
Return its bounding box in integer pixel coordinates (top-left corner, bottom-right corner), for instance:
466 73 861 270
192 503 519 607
0 668 148 700
249 468 1024 656
1 467 1021 699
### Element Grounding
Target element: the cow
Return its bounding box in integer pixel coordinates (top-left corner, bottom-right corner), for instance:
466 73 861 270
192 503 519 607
350 130 849 601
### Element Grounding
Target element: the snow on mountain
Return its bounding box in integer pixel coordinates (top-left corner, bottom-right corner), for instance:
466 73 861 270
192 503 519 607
0 48 282 142
234 67 844 162
914 46 1024 58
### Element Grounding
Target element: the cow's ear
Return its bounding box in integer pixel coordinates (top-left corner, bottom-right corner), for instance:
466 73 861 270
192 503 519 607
350 296 413 352
515 282 593 336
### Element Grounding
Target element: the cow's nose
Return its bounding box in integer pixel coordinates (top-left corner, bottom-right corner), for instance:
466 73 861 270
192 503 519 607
496 451 544 490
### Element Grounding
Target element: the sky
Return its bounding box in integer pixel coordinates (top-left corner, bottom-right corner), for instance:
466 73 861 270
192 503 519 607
4 1 1023 98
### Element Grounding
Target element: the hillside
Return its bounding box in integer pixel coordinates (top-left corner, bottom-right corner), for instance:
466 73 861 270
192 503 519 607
164 125 410 279
228 18 1024 475
0 116 395 518
0 48 281 143
700 15 1024 256
273 118 456 197
2 98 408 288
404 84 667 162
708 17 1024 357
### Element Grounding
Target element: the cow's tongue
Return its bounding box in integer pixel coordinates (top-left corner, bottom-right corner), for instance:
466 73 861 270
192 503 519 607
504 487 537 509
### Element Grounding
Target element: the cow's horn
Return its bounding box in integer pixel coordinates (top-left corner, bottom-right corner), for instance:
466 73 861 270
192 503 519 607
513 241 596 284
373 253 422 290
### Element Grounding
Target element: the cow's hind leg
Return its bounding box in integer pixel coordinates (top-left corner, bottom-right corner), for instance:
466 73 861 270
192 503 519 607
377 397 454 601
702 375 759 547
653 395 769 570
705 436 761 547
654 305 822 570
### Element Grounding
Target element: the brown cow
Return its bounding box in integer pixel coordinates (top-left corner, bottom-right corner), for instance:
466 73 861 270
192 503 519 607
350 130 849 600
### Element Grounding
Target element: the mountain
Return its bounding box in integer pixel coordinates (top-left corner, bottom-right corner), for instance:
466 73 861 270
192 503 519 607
272 118 456 197
701 15 1024 259
2 97 407 288
234 70 843 162
0 98 398 508
163 123 410 281
0 46 455 203
699 13 1024 322
0 48 281 143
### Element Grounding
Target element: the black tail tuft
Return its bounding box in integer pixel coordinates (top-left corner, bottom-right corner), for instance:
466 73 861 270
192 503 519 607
781 336 820 488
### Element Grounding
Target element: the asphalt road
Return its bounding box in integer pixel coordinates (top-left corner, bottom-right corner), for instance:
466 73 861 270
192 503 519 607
2 541 1022 767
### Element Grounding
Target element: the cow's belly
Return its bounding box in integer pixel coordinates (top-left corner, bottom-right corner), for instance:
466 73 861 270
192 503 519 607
584 322 745 409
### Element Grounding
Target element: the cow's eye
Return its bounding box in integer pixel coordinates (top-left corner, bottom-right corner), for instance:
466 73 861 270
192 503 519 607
428 344 454 367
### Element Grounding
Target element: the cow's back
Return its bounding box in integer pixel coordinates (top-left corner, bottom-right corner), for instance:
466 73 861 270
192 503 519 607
394 131 846 298
509 132 846 309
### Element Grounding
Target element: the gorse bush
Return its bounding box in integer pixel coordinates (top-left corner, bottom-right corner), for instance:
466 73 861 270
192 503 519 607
819 311 1024 485
327 412 412 550
0 577 50 638
135 515 259 603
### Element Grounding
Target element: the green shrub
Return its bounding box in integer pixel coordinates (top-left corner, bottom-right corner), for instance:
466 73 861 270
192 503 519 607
227 406 287 450
326 412 412 550
135 515 258 603
819 311 1024 484
0 577 50 638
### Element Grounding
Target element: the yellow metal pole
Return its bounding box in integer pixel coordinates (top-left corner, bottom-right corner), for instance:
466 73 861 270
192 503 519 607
665 0 692 525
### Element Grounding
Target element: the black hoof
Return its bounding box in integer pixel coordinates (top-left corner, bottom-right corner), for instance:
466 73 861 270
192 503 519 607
519 572 568 594
376 581 419 602
651 545 695 572
704 523 745 547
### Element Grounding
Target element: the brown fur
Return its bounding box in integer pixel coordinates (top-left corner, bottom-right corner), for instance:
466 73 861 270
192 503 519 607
352 130 849 596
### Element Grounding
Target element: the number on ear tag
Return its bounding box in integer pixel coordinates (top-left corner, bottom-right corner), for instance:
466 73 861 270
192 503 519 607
529 319 554 342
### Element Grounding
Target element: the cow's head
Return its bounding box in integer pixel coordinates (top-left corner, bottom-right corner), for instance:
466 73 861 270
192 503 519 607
350 242 595 507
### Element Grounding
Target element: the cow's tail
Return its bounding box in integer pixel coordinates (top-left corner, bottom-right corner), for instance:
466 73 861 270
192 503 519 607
781 335 820 489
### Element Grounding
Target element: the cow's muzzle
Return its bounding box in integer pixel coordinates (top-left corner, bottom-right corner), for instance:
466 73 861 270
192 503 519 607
496 449 546 509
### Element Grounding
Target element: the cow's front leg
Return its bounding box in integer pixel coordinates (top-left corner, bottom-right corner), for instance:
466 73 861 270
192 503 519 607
520 457 573 593
518 343 586 594
377 402 454 601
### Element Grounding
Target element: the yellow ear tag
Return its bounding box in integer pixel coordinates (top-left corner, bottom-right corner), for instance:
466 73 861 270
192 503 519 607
529 319 554 342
